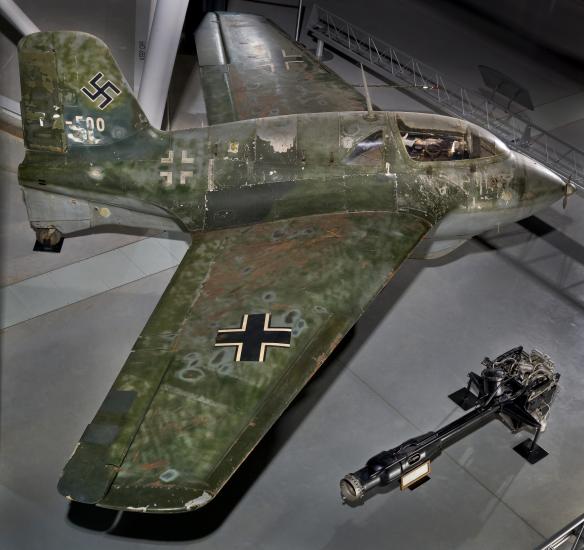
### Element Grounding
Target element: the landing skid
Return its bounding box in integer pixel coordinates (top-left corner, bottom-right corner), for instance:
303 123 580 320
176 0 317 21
33 228 64 253
34 237 64 253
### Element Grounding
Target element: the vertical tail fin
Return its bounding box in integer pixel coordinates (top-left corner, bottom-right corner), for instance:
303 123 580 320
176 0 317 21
18 31 149 153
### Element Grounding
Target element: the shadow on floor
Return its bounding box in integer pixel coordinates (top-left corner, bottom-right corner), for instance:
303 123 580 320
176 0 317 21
518 216 584 266
477 215 584 312
67 325 361 540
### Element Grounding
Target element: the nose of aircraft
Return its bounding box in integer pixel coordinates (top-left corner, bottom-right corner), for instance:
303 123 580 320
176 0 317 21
515 152 566 209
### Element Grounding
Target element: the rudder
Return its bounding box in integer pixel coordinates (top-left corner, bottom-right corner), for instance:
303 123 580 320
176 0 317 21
18 31 149 153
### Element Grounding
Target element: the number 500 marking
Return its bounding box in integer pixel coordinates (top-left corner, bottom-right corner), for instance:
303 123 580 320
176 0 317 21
75 115 106 132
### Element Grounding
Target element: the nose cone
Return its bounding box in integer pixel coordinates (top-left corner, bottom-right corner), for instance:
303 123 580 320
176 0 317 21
516 154 565 209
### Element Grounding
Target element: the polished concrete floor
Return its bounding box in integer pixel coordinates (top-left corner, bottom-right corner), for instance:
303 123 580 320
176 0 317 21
1 1 584 549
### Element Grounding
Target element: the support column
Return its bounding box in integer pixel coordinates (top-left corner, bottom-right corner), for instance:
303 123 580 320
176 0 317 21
295 0 303 42
0 0 39 36
137 0 189 129
133 0 157 93
315 39 324 60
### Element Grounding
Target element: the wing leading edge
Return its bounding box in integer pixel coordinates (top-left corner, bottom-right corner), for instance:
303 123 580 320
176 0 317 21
195 12 369 125
58 211 429 512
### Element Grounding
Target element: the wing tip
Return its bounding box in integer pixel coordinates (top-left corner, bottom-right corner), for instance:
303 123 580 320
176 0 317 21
184 490 215 511
57 444 117 505
91 486 217 514
61 489 217 514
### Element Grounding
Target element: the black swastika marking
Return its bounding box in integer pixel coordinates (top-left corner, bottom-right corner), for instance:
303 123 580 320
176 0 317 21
81 72 121 109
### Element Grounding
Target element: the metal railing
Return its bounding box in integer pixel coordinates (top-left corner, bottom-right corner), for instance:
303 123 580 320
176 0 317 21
306 5 584 190
536 513 584 550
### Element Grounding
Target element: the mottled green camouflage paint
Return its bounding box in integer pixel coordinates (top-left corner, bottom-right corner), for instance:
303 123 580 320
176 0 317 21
58 212 429 511
16 16 564 513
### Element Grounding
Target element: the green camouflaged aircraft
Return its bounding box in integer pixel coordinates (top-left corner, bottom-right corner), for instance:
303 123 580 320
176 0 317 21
17 12 571 513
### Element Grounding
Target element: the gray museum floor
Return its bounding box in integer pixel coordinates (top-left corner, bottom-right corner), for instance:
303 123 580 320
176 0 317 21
1 1 584 549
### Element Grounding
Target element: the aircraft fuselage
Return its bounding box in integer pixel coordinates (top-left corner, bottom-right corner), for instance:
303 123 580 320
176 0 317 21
18 111 565 257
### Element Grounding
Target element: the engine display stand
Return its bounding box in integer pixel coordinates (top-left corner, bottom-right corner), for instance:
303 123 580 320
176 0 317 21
448 387 477 411
449 373 550 465
513 427 549 464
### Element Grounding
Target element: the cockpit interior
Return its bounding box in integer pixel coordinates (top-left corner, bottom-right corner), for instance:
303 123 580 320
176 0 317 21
397 113 507 162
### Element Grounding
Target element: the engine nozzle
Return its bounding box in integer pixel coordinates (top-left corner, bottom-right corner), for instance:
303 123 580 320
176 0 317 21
340 433 439 504
339 474 366 504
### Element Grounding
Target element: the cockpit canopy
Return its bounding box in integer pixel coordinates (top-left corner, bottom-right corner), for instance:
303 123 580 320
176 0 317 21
397 112 508 162
343 130 384 166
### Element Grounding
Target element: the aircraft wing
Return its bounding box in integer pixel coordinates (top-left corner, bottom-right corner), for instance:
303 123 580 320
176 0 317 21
58 211 430 512
195 12 368 125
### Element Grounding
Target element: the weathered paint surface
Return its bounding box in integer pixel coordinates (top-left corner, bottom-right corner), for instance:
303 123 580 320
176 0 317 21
195 13 369 124
15 15 565 514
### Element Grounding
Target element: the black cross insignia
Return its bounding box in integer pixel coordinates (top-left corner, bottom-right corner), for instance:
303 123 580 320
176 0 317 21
215 313 292 362
281 48 303 70
81 72 121 109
